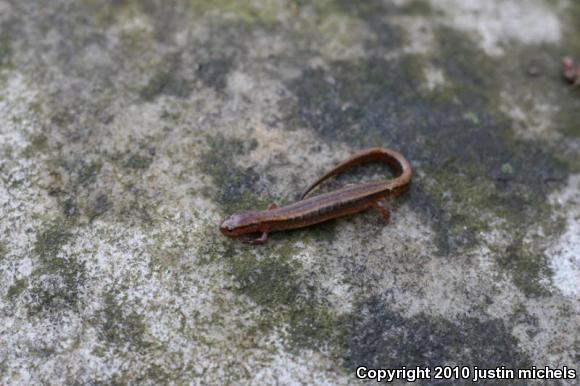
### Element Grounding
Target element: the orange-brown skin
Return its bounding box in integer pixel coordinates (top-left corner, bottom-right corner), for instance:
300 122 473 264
219 148 412 244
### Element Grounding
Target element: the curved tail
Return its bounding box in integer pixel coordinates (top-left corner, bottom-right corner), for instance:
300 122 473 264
300 147 412 200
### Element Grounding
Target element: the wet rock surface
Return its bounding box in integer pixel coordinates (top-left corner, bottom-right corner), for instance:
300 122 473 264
1 0 579 384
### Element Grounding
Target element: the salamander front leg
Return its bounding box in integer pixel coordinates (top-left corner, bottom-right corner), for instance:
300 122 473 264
243 232 269 245
373 200 391 224
242 203 277 245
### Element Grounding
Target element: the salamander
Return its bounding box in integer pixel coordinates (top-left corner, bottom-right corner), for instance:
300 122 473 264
219 147 412 244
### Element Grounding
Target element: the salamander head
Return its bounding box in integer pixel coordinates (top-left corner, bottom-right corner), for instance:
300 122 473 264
219 212 261 237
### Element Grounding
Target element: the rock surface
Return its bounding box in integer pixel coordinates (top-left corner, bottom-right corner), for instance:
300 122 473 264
1 0 579 384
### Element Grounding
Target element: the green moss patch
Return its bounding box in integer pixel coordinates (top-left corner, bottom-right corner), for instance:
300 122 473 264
6 278 28 301
23 133 49 158
140 67 193 101
188 0 283 25
197 58 234 92
0 242 6 260
223 243 345 353
346 295 530 373
198 133 265 214
94 289 149 353
0 33 12 69
25 220 86 316
497 236 553 297
34 221 73 263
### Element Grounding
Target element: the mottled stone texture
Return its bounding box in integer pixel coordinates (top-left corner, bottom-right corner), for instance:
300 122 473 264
1 0 579 385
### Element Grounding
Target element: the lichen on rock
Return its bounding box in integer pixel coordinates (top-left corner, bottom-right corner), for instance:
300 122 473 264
1 0 579 384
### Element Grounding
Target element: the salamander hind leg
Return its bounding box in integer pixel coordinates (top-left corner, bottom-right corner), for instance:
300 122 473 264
267 203 279 210
373 200 391 224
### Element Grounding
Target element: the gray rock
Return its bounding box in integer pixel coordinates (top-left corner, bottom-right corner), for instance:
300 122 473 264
1 0 578 384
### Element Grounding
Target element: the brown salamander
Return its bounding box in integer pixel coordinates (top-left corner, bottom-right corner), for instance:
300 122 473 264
219 147 412 244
